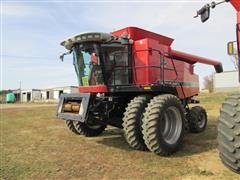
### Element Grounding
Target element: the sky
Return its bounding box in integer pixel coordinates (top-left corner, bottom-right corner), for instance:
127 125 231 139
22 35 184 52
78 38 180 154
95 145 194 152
0 0 237 90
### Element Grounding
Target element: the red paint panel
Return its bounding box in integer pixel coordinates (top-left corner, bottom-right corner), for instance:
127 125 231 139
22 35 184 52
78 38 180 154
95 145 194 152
133 39 150 85
148 38 169 83
238 12 240 23
112 27 174 46
231 0 240 11
238 12 240 24
132 37 199 98
79 85 108 93
238 12 240 55
176 86 199 99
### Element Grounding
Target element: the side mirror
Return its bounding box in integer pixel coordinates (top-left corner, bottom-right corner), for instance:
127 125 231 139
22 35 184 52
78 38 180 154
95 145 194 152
194 4 210 23
60 54 64 62
227 41 237 56
200 5 210 23
59 50 72 62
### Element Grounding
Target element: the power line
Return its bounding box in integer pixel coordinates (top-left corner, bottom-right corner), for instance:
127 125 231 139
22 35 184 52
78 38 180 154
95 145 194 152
1 54 57 60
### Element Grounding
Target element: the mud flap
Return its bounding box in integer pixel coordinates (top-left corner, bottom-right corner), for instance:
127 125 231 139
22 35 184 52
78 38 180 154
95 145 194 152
56 93 90 122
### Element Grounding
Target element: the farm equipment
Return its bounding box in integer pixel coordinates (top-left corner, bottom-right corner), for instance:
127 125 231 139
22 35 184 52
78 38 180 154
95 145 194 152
57 26 223 155
6 92 15 103
194 0 240 173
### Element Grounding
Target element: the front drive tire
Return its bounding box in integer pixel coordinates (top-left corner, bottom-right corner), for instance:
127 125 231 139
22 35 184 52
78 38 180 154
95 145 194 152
66 120 81 135
218 95 240 174
75 121 106 137
123 95 152 150
66 120 106 137
187 106 207 133
142 94 185 156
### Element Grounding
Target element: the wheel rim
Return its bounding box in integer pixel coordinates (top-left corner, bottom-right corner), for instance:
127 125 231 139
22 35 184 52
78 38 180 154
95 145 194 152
198 112 206 129
160 106 182 144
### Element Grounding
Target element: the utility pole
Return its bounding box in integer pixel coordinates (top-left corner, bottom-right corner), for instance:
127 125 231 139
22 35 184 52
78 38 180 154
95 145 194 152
19 81 22 103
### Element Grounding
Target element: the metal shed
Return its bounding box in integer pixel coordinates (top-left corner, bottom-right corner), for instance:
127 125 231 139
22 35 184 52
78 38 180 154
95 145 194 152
213 70 240 92
41 86 78 101
21 89 42 102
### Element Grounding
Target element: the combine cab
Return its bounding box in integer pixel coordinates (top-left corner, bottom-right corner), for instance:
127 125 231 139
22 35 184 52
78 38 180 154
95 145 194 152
57 27 222 155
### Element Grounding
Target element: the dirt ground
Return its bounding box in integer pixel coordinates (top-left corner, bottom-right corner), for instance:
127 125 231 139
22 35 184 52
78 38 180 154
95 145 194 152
1 93 239 179
0 103 56 109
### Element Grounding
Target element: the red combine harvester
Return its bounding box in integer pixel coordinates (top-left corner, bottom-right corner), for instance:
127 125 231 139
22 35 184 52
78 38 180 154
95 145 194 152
195 0 240 174
57 26 223 155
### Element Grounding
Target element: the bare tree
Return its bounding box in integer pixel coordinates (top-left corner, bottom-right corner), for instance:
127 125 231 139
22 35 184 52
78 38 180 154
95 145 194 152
203 74 214 93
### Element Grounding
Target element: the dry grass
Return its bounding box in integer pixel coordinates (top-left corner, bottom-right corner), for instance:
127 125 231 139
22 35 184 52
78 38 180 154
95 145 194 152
0 92 239 179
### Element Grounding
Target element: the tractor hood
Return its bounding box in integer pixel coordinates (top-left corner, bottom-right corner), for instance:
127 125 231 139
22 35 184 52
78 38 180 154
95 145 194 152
61 32 113 50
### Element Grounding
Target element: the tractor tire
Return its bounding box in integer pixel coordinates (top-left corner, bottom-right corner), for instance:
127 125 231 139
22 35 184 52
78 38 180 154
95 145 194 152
122 95 152 150
218 95 240 174
142 94 185 156
66 120 81 135
74 121 106 137
187 106 207 133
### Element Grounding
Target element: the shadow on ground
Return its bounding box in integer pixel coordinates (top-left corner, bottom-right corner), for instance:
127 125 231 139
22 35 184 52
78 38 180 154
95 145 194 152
177 120 218 157
96 117 218 156
96 128 133 151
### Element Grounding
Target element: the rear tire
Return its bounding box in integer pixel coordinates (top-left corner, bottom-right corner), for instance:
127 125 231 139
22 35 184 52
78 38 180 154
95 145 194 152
187 106 207 133
122 95 152 150
142 94 185 156
218 95 240 173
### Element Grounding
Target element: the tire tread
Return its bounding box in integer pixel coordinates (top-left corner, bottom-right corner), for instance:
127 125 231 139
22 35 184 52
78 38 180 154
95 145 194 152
218 95 240 173
142 94 185 156
123 95 151 150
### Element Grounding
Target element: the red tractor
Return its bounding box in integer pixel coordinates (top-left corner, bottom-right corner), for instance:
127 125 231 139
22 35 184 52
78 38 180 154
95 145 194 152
194 0 240 173
57 26 223 156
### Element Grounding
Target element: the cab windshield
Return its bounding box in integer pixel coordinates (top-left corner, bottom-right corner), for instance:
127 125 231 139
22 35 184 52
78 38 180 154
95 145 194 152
73 43 129 86
73 43 104 86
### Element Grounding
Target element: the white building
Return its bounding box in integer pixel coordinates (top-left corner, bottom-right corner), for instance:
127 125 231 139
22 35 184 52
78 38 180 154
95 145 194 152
41 86 79 101
12 86 79 102
213 70 240 92
12 89 21 102
12 89 42 102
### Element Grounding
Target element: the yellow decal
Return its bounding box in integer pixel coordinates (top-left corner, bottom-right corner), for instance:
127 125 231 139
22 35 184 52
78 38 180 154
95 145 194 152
143 86 151 90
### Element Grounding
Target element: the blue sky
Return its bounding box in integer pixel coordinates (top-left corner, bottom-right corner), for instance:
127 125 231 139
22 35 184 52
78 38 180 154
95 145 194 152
1 0 237 90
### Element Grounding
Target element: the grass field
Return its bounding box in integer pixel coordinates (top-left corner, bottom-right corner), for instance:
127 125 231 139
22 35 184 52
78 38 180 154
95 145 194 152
1 93 240 179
